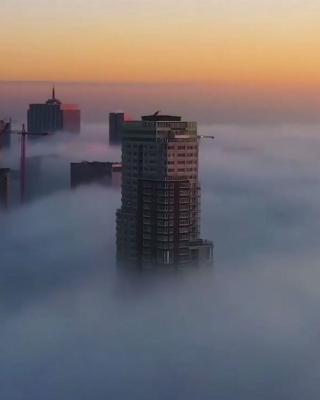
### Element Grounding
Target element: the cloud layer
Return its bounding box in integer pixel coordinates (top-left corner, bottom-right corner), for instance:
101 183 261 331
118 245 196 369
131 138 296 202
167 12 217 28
1 122 320 399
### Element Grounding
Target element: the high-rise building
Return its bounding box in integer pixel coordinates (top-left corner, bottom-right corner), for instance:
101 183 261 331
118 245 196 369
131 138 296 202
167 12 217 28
109 112 124 144
28 88 63 133
116 113 213 268
27 88 80 133
0 168 10 209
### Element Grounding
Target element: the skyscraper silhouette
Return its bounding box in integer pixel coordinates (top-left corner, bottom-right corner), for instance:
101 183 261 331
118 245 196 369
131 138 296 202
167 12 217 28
27 88 80 133
116 113 213 268
27 87 63 133
109 112 124 144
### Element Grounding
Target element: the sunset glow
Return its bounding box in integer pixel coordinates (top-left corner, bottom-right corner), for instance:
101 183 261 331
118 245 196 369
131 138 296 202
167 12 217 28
1 0 320 86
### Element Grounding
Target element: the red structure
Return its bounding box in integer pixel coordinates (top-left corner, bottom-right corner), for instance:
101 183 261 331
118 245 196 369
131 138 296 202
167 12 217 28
62 104 81 132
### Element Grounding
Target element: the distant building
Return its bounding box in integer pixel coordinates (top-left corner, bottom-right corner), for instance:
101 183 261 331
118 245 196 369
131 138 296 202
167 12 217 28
0 168 10 209
0 119 11 148
70 161 122 188
62 104 81 132
27 88 80 133
109 112 124 144
28 88 63 133
116 113 213 268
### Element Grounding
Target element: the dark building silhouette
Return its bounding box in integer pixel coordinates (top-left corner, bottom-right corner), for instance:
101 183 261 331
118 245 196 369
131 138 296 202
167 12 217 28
27 88 80 133
0 168 10 209
0 119 11 148
28 88 63 133
109 112 124 144
70 162 122 188
116 113 213 268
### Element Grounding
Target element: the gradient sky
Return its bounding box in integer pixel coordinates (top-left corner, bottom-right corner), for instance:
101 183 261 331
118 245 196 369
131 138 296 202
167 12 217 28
1 0 320 85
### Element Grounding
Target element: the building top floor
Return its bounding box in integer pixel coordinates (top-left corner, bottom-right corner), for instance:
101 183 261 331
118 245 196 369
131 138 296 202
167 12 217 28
123 115 197 142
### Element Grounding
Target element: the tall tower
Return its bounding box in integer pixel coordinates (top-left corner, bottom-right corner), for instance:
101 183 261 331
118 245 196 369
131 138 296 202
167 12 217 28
116 113 213 268
27 87 81 133
109 112 124 144
27 88 63 133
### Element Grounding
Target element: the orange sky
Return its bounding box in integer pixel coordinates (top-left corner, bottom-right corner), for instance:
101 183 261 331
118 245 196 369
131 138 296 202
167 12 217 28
1 0 320 86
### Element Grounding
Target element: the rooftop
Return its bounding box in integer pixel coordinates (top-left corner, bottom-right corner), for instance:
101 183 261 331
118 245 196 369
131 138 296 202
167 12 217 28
142 113 181 122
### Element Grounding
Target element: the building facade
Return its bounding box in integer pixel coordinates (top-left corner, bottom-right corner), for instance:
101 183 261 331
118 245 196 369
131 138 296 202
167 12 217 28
109 112 124 144
116 114 213 268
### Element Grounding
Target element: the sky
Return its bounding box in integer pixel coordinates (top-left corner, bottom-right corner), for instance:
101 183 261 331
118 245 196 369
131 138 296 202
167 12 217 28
1 0 320 86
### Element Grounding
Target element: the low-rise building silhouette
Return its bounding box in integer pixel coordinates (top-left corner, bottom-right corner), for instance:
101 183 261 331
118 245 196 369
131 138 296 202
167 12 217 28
70 161 122 188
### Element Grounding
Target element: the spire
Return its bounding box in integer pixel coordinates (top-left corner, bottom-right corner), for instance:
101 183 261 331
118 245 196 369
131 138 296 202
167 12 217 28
46 85 61 105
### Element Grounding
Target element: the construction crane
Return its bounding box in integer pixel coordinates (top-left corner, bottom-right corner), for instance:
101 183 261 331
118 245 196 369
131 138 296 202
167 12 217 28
9 124 48 203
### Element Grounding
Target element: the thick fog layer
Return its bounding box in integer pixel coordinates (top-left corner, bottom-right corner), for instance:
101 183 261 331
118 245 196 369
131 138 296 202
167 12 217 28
1 116 320 399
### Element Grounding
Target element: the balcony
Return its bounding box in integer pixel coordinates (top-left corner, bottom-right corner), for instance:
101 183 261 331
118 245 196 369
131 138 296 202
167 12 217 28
157 221 174 227
179 221 190 227
178 241 189 248
157 207 175 213
156 199 169 205
157 228 174 235
179 212 190 218
157 243 174 250
157 236 174 242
